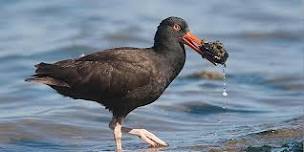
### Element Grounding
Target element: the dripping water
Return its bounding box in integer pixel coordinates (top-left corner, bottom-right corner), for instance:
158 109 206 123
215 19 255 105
222 64 228 111
216 64 228 125
222 64 228 97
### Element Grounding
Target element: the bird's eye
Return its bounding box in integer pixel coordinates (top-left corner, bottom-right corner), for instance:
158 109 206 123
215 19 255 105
173 24 181 32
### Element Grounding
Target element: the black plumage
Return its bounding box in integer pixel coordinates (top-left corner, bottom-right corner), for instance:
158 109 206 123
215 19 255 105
26 16 206 150
28 47 184 117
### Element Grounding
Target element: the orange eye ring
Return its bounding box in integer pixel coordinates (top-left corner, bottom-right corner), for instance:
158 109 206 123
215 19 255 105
173 24 181 31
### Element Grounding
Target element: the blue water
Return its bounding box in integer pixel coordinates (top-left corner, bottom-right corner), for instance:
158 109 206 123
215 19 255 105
0 0 303 151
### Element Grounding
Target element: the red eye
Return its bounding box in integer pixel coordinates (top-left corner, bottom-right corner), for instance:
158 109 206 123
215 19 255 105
173 24 181 31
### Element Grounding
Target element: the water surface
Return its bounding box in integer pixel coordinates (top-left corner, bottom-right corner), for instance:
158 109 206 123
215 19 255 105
0 0 303 151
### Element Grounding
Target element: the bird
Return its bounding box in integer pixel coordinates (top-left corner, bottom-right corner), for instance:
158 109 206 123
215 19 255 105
26 16 207 151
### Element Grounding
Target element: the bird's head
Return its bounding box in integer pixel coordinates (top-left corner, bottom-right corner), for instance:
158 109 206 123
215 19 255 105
155 17 202 53
155 17 203 52
154 16 227 65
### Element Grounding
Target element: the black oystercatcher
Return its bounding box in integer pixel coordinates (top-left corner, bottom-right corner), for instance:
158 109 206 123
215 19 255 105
26 17 217 151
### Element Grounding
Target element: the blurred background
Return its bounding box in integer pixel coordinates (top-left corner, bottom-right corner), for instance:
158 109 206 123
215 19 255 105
0 0 303 151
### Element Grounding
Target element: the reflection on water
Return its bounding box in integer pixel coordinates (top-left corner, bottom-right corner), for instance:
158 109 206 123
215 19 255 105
0 0 303 151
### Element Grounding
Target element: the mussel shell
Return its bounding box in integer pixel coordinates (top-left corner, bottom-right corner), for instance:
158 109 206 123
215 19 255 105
200 41 229 65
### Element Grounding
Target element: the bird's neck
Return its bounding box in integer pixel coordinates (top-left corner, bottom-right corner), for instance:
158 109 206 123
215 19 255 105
153 40 186 68
152 30 186 84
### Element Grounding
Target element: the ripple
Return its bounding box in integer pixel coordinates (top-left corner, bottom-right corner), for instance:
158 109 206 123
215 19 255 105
158 101 265 115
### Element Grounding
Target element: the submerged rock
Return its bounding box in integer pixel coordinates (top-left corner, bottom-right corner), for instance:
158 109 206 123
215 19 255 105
245 145 272 152
186 71 224 80
209 116 304 152
245 142 303 152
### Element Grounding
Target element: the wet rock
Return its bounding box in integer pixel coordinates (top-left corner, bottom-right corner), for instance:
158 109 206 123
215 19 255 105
244 142 303 152
209 116 304 152
280 142 303 152
245 145 271 152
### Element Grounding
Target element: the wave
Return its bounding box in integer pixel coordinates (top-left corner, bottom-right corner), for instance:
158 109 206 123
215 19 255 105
158 101 265 115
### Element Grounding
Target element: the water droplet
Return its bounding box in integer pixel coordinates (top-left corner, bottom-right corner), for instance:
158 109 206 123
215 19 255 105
80 53 85 57
222 89 228 96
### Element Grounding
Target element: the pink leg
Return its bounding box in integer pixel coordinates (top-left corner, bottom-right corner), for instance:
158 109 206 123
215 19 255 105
109 117 168 151
123 127 168 147
109 118 123 152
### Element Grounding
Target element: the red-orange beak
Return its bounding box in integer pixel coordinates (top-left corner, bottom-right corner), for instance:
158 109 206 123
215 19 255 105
182 32 204 54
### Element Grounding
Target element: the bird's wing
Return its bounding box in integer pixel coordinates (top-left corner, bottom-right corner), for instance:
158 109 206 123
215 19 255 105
30 49 154 99
74 59 153 98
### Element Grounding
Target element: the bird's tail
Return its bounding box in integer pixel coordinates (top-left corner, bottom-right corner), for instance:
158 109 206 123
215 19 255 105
25 62 70 87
